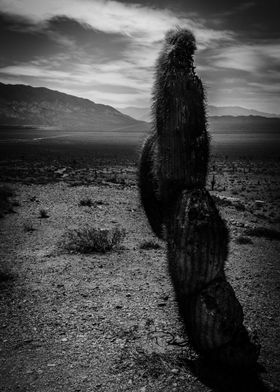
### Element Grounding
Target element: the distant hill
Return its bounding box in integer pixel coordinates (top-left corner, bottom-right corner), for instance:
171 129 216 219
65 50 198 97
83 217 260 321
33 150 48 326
209 116 280 134
1 83 279 136
119 105 280 122
118 106 280 134
119 106 152 122
0 83 149 132
207 105 279 118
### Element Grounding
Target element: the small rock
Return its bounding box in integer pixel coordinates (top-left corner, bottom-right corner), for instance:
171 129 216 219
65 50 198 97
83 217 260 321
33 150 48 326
171 368 179 374
55 168 67 175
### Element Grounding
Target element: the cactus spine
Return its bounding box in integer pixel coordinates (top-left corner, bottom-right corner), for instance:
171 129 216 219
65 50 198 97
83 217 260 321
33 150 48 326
138 28 260 367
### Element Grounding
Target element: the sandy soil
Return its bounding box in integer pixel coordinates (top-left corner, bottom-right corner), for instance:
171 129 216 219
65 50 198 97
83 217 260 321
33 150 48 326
0 159 280 392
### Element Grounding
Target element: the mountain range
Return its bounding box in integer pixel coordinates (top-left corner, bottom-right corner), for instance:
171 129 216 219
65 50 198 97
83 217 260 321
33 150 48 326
119 105 280 122
0 82 148 132
0 83 279 135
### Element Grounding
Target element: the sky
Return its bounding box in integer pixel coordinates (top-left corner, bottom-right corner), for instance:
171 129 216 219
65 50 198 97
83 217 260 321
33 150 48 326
0 0 279 113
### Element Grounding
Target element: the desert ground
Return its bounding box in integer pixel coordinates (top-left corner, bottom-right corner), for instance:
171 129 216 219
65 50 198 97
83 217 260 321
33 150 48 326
0 136 280 392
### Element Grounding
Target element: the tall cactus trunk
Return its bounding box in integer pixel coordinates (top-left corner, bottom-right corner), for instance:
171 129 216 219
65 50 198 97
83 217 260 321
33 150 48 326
166 189 228 297
138 27 260 367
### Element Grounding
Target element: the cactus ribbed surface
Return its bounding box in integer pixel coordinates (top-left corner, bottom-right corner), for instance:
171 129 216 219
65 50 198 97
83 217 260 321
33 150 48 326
138 27 260 367
153 29 209 205
167 189 228 296
138 133 164 239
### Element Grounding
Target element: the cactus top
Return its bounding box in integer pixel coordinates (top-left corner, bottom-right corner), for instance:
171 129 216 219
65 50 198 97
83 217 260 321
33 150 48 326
163 28 197 69
152 27 206 135
152 28 208 190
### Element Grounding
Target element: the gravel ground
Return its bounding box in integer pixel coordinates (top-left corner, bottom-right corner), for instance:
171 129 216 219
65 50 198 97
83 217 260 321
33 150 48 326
0 178 279 392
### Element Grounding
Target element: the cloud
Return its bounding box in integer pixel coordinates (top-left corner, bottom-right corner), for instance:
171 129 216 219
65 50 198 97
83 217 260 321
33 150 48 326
0 64 69 79
0 0 279 113
0 0 232 45
212 42 280 72
0 0 234 107
195 36 280 113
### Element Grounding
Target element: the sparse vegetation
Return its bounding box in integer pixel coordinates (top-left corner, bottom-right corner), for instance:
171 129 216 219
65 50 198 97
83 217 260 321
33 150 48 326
235 236 253 244
244 227 280 241
79 198 107 207
0 94 280 389
140 240 162 250
0 185 14 199
0 264 15 285
63 225 126 253
0 185 15 217
39 209 49 219
79 198 94 207
0 155 280 389
23 222 36 232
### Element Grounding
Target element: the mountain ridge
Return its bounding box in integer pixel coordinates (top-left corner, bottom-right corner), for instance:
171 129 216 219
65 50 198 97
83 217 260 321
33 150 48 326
119 105 280 122
0 82 148 131
0 83 279 136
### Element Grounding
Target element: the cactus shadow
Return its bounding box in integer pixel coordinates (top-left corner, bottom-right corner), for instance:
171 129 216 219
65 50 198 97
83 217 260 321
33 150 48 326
185 357 277 392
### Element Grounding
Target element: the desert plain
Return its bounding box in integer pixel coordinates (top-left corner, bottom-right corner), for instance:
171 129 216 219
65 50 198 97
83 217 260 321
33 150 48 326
0 130 280 392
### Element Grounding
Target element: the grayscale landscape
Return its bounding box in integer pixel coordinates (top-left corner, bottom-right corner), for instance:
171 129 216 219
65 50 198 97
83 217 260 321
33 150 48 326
0 83 280 391
0 0 280 390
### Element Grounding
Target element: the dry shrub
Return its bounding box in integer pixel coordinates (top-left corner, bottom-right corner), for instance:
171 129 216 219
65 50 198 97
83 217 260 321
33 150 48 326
79 198 94 207
0 185 15 217
235 236 253 245
0 185 14 199
63 225 126 253
39 209 49 218
23 222 36 232
244 227 280 241
140 240 162 250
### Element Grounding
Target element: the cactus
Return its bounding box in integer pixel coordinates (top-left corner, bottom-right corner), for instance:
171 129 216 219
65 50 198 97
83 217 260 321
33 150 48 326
167 189 228 297
152 28 209 205
138 27 260 367
138 133 164 239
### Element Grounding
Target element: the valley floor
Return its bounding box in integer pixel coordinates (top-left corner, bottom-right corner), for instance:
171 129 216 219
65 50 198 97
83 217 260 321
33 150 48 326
0 158 280 391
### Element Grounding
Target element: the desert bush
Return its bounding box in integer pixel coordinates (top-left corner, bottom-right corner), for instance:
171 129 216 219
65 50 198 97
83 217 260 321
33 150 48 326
79 198 107 207
235 236 253 245
63 225 126 253
140 240 162 250
39 209 49 219
0 270 14 284
0 262 15 285
0 185 14 200
244 227 280 241
0 185 15 217
79 198 94 207
23 222 36 232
